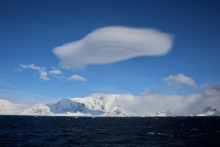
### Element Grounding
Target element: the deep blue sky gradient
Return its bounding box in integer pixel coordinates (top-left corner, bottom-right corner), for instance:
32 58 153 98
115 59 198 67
0 0 220 102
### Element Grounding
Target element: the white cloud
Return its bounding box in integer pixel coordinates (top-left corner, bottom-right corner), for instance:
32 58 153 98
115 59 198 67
200 83 220 92
20 64 41 70
20 64 27 68
49 69 65 80
20 64 50 81
164 74 196 89
39 71 50 81
27 64 41 70
67 75 86 82
49 69 62 75
94 85 220 116
52 26 174 69
214 84 220 91
200 84 212 90
140 87 156 95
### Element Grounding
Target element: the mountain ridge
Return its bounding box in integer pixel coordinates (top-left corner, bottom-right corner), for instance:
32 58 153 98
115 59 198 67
197 107 220 116
1 97 219 117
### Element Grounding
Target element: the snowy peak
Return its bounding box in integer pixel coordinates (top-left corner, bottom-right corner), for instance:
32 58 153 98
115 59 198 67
110 105 122 114
17 95 124 116
19 103 51 115
151 110 172 117
107 105 124 116
204 107 217 113
46 98 88 113
69 94 120 112
197 107 220 116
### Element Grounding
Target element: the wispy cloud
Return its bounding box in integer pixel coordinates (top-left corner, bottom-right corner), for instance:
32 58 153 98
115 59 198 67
20 64 41 70
200 83 220 92
0 88 52 106
53 26 174 69
164 74 196 90
140 87 156 95
14 68 22 72
200 84 212 90
20 64 50 81
0 93 8 97
64 84 220 116
39 71 50 81
49 69 65 80
49 69 62 75
67 75 86 82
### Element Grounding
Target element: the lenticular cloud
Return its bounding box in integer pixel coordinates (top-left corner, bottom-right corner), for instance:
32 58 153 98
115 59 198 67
53 26 174 69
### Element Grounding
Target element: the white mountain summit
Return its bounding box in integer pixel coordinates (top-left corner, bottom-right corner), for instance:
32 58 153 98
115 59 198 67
17 94 124 116
197 107 220 116
151 110 172 117
19 103 52 115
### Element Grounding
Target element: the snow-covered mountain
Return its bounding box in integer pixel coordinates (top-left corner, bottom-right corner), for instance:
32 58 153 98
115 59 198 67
197 107 220 116
46 97 107 116
151 110 172 117
17 94 125 116
46 98 89 113
105 105 127 116
19 103 52 115
1 96 220 117
69 94 120 112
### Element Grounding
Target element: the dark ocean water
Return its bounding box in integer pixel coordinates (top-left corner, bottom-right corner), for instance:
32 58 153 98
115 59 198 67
0 116 220 147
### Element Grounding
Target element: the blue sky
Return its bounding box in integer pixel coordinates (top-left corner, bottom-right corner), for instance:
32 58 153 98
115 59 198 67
0 0 220 103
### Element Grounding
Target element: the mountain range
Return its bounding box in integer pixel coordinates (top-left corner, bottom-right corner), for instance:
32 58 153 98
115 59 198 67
1 94 219 117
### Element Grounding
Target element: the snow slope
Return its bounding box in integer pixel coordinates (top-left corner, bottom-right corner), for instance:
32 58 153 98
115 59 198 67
70 94 120 112
46 98 88 113
104 105 127 116
197 107 220 116
18 94 121 116
46 97 106 116
19 103 52 115
151 110 172 117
